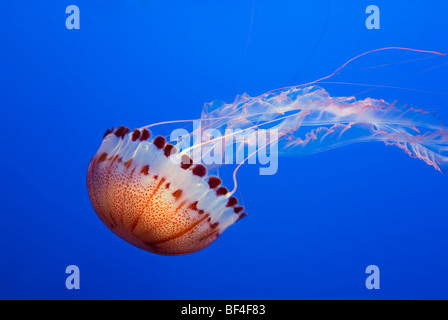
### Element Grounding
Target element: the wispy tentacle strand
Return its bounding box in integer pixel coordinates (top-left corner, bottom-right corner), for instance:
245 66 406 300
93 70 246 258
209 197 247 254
200 86 448 171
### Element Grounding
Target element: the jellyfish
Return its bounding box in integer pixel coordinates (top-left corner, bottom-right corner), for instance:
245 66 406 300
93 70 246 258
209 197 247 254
87 47 448 256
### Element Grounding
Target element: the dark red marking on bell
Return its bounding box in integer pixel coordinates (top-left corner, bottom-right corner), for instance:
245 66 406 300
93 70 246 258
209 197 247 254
180 155 193 170
198 209 205 215
140 128 151 141
153 175 158 180
103 128 114 138
172 189 182 200
98 152 108 162
122 127 130 138
140 165 150 175
153 136 166 149
192 164 206 177
208 177 222 189
165 182 171 189
234 206 244 214
211 222 219 229
131 129 141 141
238 213 248 221
124 159 132 169
216 187 228 196
113 126 123 137
226 196 238 207
114 126 130 139
188 201 198 211
164 144 177 157
117 157 122 163
109 154 119 166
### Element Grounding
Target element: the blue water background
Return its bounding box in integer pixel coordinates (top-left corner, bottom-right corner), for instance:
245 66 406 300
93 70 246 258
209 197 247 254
1 1 447 299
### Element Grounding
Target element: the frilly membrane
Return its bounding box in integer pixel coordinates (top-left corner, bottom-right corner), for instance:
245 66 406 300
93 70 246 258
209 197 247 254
199 86 448 172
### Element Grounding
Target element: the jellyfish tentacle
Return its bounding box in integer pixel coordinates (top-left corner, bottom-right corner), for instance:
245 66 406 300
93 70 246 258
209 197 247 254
262 47 446 97
229 135 282 196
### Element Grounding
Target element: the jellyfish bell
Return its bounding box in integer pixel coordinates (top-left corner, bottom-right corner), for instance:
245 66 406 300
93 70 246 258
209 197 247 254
87 126 246 256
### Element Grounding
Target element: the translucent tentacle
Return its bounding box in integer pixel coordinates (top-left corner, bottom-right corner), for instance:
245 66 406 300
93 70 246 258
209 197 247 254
200 86 448 171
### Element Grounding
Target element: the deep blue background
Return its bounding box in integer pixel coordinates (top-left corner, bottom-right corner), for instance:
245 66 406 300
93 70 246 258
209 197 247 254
1 1 447 299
